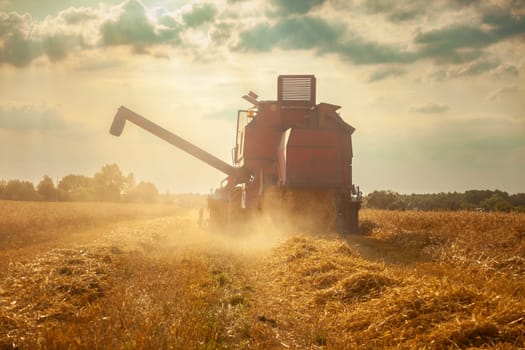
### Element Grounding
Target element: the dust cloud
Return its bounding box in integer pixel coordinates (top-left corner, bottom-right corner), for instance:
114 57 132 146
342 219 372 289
162 209 298 258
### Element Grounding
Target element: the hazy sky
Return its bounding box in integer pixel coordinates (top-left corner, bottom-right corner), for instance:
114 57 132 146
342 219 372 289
0 0 524 194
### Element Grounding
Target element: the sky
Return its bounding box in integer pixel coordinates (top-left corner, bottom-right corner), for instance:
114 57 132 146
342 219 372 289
0 0 524 194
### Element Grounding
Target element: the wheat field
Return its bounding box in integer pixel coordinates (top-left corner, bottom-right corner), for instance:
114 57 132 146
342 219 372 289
0 201 524 349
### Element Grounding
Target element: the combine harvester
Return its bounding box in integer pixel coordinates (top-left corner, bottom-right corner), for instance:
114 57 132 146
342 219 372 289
110 75 361 233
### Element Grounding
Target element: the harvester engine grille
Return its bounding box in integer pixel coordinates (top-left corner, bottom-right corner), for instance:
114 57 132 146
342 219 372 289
278 75 316 107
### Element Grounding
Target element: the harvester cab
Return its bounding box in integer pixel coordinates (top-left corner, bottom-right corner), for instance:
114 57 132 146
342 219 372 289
110 75 361 233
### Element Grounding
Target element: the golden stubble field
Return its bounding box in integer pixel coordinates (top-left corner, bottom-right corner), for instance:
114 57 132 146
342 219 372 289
0 200 524 349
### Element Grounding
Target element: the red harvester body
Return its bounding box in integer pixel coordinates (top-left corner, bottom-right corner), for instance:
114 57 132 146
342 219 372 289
110 75 361 233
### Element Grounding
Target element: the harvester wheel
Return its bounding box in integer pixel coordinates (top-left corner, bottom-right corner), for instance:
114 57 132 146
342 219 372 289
208 186 247 234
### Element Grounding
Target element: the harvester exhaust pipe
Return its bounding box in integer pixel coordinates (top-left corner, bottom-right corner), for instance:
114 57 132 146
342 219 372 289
110 106 251 182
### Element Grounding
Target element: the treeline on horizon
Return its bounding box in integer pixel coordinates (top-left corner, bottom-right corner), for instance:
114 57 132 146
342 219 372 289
2 166 524 213
366 190 525 212
0 164 160 203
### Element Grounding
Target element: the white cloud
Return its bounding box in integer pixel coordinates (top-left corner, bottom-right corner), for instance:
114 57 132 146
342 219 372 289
410 103 450 114
488 85 519 100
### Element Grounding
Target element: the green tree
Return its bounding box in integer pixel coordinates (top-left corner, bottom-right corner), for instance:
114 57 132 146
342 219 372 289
464 190 493 207
5 180 39 201
58 175 94 201
367 190 406 210
37 175 56 201
93 164 127 201
509 193 525 212
0 180 6 199
122 172 136 199
481 194 512 212
127 181 159 202
432 192 463 211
